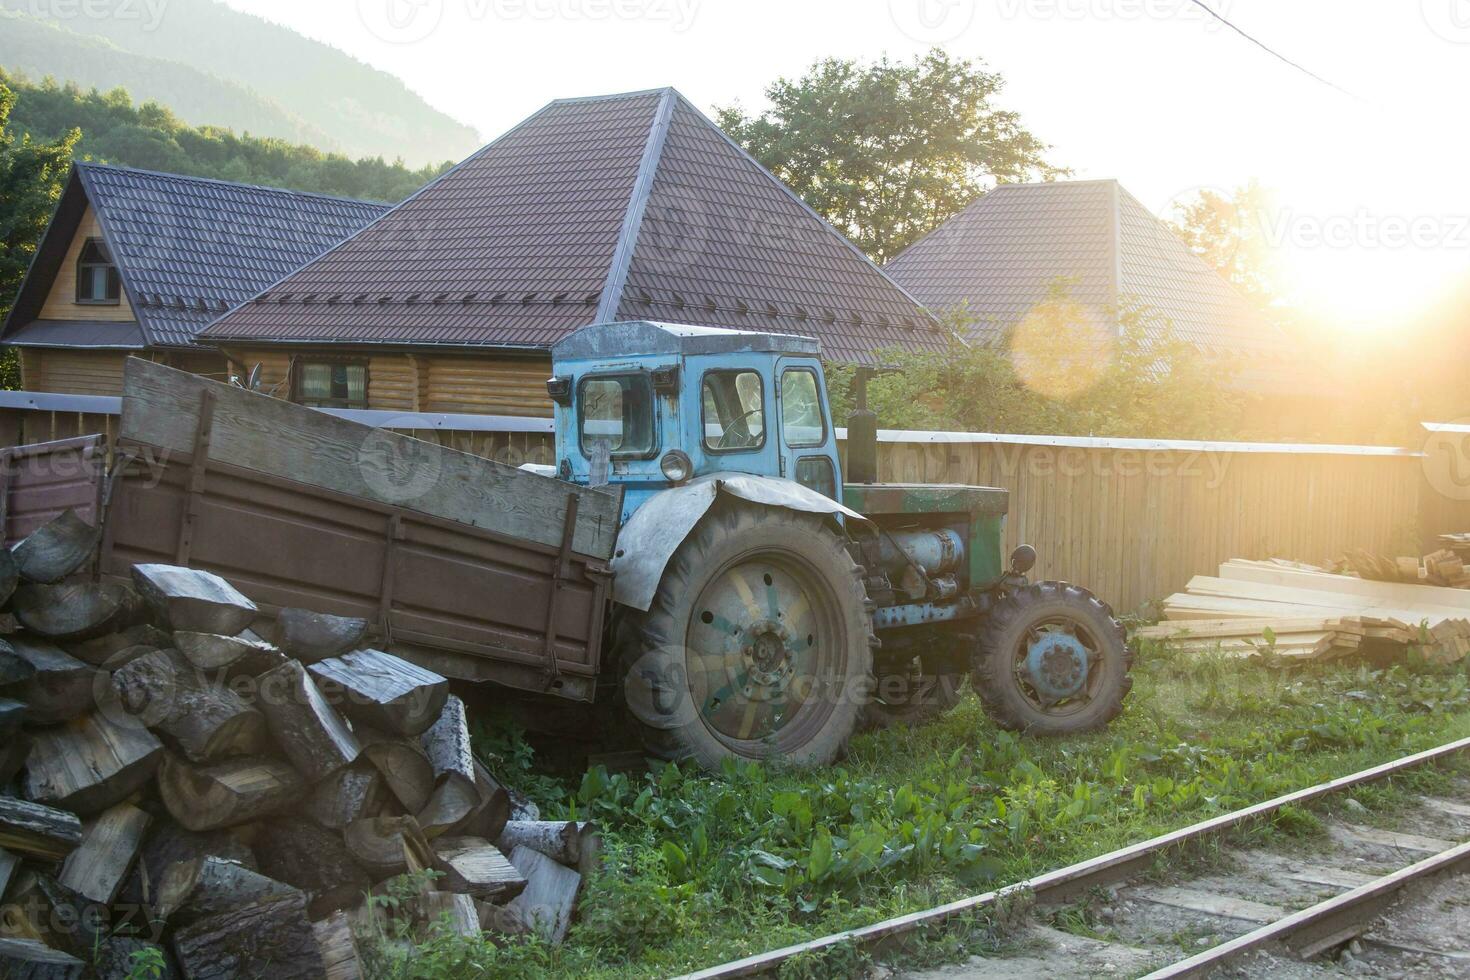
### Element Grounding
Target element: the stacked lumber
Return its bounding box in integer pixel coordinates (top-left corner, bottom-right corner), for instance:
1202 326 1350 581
1337 548 1470 588
0 509 598 976
1437 533 1470 563
1140 558 1470 664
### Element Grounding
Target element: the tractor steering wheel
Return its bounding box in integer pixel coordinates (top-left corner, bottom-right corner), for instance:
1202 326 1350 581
716 408 764 450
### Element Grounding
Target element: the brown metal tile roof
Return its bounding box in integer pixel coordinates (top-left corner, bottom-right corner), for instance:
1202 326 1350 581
201 89 943 364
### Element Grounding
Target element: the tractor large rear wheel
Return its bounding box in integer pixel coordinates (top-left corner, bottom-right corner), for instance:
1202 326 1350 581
972 582 1131 734
620 501 874 770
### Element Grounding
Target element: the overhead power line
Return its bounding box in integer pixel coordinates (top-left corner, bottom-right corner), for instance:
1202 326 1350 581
1186 0 1358 99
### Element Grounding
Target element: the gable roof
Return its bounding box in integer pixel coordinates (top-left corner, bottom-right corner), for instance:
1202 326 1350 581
885 179 1290 361
2 163 391 349
200 88 946 364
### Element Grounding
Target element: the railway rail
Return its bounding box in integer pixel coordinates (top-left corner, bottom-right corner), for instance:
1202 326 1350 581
679 735 1470 979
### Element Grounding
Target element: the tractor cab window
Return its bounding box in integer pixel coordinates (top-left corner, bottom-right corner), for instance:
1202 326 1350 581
780 369 825 448
579 374 655 457
702 370 765 452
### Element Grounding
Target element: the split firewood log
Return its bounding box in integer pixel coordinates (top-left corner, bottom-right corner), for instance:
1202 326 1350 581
0 797 81 861
416 891 479 938
56 802 149 905
66 624 172 667
254 816 372 920
312 911 364 980
12 580 138 642
0 640 37 686
157 755 303 832
417 695 479 838
116 821 256 913
5 638 94 725
112 649 270 762
8 876 106 958
271 608 368 664
496 820 602 874
25 713 163 814
0 550 17 610
307 648 448 737
0 697 26 739
306 760 386 831
432 836 526 903
356 727 434 813
155 856 301 928
0 937 84 979
343 815 434 881
461 759 510 843
0 847 17 897
130 564 256 635
10 509 101 584
171 892 324 980
0 731 29 781
256 660 360 782
172 631 285 674
502 845 581 944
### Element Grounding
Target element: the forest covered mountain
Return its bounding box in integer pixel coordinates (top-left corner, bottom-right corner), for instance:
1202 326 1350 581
0 0 480 167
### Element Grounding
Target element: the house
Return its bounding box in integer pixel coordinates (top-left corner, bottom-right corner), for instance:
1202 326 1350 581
884 179 1293 385
198 87 947 418
1 163 391 395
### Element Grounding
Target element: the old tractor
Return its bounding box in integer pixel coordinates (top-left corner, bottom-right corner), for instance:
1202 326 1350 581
548 321 1131 769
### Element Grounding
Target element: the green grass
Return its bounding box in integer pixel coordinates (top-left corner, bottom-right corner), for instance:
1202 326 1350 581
371 648 1470 979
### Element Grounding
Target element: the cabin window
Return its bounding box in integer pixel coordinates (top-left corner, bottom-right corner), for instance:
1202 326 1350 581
780 369 826 448
295 361 368 409
578 374 656 458
75 239 121 305
702 369 766 453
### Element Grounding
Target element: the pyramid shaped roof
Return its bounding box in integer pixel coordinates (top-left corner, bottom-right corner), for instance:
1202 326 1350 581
202 89 945 363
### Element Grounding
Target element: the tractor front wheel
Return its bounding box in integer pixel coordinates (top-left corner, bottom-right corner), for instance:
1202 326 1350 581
620 501 875 770
972 582 1131 734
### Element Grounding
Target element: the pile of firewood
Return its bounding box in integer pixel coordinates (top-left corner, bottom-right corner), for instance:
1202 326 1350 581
0 510 595 978
1336 547 1470 588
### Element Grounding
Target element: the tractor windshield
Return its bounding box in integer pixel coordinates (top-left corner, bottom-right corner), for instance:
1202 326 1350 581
579 374 655 457
702 370 766 452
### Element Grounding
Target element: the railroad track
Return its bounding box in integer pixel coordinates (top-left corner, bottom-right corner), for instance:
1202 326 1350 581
680 736 1470 979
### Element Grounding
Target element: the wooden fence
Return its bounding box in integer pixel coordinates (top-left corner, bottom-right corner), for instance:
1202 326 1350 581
1 390 1436 614
865 431 1424 614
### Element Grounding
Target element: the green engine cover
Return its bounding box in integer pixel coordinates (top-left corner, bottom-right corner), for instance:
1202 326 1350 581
842 483 1009 591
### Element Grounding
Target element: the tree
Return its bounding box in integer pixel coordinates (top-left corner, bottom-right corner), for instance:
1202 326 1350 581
0 79 78 388
1169 180 1283 308
718 50 1064 263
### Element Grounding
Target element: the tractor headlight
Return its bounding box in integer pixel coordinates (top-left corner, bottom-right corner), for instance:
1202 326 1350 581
660 450 692 484
1010 544 1037 575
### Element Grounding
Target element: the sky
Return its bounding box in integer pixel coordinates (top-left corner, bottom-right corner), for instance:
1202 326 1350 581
223 0 1470 332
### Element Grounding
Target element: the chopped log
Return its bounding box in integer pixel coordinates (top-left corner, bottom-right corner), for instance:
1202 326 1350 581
0 847 18 896
11 510 101 584
155 856 301 927
343 815 434 880
256 660 360 782
92 938 174 980
312 912 363 980
130 564 256 635
0 550 16 608
417 695 477 838
305 761 385 830
504 845 580 945
157 755 304 832
0 938 84 979
417 891 479 938
462 760 510 843
0 640 37 686
14 876 106 958
433 836 526 902
254 816 372 920
25 713 163 814
0 697 27 739
7 638 94 725
272 609 368 664
57 802 149 905
506 789 540 823
0 612 16 635
496 820 601 874
111 649 269 762
66 625 172 667
171 893 324 980
356 728 433 813
307 649 448 737
12 580 137 642
117 822 256 913
172 631 283 673
0 798 82 861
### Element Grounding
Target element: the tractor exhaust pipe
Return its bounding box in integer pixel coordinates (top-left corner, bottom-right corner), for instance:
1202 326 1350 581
845 365 894 485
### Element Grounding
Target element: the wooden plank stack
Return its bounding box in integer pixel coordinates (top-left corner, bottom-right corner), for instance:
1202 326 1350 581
0 509 598 977
1338 546 1470 588
1138 558 1470 664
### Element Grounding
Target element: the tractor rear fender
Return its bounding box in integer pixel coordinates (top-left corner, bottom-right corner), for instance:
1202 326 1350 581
610 473 870 611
